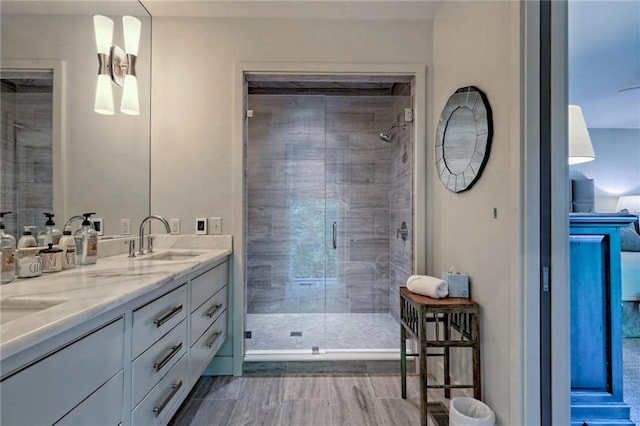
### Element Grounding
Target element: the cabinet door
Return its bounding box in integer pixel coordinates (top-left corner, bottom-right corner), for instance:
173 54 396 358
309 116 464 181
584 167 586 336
55 370 124 426
132 320 187 407
131 354 188 426
189 312 227 386
0 318 124 426
191 286 227 346
133 284 187 358
191 261 227 312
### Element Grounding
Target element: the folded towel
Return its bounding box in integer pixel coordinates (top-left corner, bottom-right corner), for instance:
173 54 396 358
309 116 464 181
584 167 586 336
407 275 449 298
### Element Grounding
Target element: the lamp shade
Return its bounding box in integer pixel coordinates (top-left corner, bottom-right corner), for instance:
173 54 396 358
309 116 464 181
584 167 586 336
93 15 113 55
120 75 139 115
617 195 640 213
94 74 114 115
122 16 141 56
568 105 595 164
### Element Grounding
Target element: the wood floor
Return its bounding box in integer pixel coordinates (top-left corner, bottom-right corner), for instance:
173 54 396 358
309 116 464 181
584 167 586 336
169 374 449 426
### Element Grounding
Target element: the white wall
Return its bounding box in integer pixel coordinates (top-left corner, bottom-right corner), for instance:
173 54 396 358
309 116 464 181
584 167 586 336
431 2 521 424
150 17 433 232
571 128 640 211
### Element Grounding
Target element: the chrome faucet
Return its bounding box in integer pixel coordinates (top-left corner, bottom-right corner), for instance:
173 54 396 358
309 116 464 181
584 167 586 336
64 215 84 229
138 215 171 256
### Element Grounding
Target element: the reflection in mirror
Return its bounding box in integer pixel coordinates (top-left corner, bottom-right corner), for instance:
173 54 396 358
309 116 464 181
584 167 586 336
0 71 54 237
0 1 151 238
435 86 493 193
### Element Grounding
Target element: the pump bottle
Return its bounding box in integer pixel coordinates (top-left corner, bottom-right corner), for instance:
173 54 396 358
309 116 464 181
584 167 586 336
58 226 76 269
18 226 37 248
0 211 16 284
37 213 62 246
75 213 98 265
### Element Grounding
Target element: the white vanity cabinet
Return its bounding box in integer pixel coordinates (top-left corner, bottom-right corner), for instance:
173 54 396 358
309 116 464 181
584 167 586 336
0 317 125 426
0 254 230 426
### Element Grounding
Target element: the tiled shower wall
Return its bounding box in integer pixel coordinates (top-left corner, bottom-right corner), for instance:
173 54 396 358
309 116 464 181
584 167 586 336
0 78 53 238
247 93 412 315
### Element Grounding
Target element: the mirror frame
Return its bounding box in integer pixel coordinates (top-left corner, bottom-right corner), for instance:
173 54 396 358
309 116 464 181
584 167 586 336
435 86 493 193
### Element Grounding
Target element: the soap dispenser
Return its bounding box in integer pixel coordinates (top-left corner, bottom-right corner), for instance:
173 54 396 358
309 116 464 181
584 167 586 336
37 213 62 246
0 211 16 284
58 226 76 269
74 212 98 265
18 226 37 248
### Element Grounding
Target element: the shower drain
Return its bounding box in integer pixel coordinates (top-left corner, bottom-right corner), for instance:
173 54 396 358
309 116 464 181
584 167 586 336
290 331 303 337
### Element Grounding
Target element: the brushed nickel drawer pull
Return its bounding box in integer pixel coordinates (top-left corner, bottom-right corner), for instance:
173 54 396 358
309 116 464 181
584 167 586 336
205 303 223 319
205 330 222 348
153 380 183 417
153 342 183 372
153 305 183 328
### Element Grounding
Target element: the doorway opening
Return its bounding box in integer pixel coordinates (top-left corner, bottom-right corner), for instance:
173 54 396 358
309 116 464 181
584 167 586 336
243 74 416 359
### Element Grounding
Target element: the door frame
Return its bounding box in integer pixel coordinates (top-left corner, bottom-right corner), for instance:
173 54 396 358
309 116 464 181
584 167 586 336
231 62 428 373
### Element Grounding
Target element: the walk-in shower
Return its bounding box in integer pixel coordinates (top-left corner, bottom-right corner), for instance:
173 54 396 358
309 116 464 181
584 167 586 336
245 75 415 359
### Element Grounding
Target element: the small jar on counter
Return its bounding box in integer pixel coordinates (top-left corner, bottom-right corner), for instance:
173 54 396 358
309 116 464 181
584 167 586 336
39 243 63 273
16 247 42 278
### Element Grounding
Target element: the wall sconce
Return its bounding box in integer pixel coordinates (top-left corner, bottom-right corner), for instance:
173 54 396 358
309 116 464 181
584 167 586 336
568 105 595 164
93 15 141 115
617 195 640 213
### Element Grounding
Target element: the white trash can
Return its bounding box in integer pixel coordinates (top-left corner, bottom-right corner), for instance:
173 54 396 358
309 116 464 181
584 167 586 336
449 397 495 426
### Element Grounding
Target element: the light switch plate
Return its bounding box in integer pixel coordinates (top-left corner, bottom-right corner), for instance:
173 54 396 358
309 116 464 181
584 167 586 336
170 218 181 234
195 217 207 235
120 219 131 235
209 217 222 235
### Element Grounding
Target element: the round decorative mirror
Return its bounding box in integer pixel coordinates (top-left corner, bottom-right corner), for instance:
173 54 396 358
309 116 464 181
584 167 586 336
435 86 493 193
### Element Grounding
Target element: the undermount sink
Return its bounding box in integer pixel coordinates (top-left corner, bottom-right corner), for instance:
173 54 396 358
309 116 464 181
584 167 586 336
138 251 205 261
0 297 67 324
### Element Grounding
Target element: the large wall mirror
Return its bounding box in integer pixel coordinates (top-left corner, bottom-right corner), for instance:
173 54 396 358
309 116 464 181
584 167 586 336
0 1 151 238
435 86 493 193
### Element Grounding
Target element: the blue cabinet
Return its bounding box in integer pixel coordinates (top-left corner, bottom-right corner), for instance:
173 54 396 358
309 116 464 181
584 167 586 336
570 214 636 426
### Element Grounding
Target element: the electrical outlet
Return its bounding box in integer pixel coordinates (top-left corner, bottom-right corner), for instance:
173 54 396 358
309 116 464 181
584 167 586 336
170 218 181 234
120 219 131 235
209 217 222 235
404 108 413 122
92 218 104 236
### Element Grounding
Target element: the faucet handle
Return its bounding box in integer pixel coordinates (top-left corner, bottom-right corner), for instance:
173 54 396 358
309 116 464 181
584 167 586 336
147 235 155 253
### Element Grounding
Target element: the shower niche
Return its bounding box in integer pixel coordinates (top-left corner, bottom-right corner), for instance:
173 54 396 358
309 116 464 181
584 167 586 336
245 75 415 356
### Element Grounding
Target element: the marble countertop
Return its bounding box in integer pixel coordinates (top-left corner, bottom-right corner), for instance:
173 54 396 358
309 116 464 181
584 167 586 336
0 235 232 362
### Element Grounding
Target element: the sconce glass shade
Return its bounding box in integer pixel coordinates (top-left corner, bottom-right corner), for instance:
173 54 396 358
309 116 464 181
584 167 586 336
93 15 113 54
95 74 115 115
122 16 141 56
568 105 595 164
121 75 139 115
617 195 640 213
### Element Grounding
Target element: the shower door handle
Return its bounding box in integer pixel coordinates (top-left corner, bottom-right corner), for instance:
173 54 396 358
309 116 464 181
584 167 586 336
332 222 337 250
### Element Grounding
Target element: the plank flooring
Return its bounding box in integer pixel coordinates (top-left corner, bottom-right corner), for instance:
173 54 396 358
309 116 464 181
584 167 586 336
169 374 450 426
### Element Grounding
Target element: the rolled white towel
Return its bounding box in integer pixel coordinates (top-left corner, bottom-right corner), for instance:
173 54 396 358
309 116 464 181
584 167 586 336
407 275 449 298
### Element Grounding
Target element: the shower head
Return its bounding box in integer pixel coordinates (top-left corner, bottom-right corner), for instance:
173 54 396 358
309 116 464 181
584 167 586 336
379 124 406 143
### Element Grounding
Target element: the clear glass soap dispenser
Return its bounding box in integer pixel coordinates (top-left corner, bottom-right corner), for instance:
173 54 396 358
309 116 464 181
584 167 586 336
0 211 16 284
74 212 98 265
37 212 62 246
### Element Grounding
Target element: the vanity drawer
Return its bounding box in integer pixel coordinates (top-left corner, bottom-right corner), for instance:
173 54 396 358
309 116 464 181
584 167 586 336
0 317 124 426
132 320 187 407
133 284 187 358
131 354 187 426
190 285 227 346
191 261 228 312
55 370 124 426
189 312 227 386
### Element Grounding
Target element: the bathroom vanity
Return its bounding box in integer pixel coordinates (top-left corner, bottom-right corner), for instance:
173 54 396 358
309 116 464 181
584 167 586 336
0 236 232 426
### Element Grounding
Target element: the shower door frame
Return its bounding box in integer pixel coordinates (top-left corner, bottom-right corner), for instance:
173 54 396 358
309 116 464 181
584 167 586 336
232 62 428 370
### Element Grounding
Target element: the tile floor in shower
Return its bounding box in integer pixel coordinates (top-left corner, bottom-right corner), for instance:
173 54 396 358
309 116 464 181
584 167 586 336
245 313 400 352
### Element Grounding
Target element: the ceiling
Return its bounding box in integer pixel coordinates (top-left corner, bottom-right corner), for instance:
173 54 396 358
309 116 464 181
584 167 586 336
2 0 637 128
568 0 640 129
